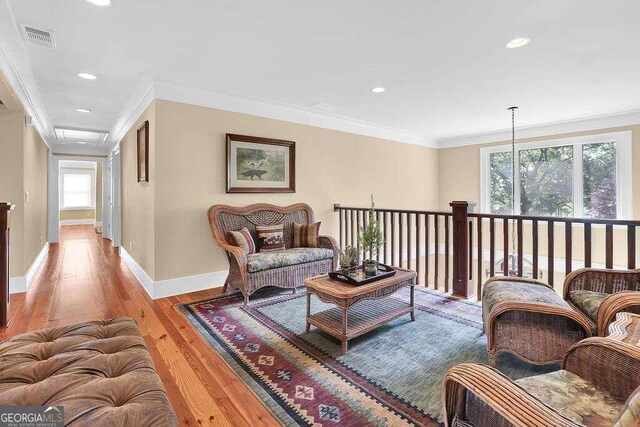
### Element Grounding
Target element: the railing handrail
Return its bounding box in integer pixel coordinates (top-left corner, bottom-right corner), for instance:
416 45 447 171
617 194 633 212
334 204 452 217
469 211 640 227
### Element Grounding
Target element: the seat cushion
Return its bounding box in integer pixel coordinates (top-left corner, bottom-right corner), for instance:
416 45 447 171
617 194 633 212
516 370 624 426
616 386 640 426
483 281 569 315
247 248 333 273
569 290 608 321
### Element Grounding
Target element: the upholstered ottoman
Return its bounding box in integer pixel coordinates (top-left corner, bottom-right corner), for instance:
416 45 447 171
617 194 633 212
482 277 593 366
0 317 178 426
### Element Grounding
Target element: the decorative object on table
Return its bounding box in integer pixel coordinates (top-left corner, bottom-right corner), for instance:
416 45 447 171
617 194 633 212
226 133 295 193
136 120 149 182
293 222 321 248
255 224 286 252
358 195 385 277
328 263 396 286
339 245 358 274
180 283 554 425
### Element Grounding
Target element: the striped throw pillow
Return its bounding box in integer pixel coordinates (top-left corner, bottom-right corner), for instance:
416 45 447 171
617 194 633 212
228 227 256 254
293 222 321 248
256 224 286 252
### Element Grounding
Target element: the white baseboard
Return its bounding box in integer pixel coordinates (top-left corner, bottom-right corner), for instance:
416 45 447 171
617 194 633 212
95 221 103 226
60 219 95 226
9 243 49 294
119 247 226 299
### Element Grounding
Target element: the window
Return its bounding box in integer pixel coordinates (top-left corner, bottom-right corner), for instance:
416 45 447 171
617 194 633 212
61 170 95 209
481 131 632 219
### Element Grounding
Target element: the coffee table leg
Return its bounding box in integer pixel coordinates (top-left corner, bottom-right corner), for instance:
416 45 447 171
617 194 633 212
410 284 415 321
341 307 348 354
305 292 311 333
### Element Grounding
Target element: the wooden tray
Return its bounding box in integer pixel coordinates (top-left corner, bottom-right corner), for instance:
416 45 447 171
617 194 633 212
328 263 396 286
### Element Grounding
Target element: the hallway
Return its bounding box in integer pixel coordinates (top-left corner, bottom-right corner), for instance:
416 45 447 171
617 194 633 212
2 225 278 426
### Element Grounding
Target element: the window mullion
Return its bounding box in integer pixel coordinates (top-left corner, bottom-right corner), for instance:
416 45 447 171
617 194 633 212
573 144 583 218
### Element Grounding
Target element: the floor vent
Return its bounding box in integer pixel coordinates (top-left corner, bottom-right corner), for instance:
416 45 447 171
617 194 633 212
22 25 56 49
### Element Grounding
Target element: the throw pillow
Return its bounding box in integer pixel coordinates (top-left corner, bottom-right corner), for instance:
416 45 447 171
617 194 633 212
293 222 321 248
228 227 256 255
256 224 286 252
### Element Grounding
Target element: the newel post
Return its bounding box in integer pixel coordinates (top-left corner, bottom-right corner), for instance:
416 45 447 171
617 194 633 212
450 201 475 298
0 203 14 327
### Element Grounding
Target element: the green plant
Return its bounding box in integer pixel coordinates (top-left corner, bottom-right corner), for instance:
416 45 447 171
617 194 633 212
359 195 385 264
339 245 358 269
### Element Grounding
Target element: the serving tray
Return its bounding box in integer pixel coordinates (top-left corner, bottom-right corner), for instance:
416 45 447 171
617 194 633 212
328 263 396 286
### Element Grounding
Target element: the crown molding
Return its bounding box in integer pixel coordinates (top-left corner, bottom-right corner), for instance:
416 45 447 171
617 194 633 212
0 0 54 148
152 80 438 148
108 76 154 153
437 109 640 149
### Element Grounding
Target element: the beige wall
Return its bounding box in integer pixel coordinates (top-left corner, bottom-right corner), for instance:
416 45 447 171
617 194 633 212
60 209 95 220
23 125 48 270
121 102 156 277
121 99 439 282
438 125 640 217
0 112 25 276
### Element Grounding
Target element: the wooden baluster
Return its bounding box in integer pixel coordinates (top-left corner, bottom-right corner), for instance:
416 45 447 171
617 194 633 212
339 209 344 249
489 218 495 278
399 213 404 268
407 214 413 271
503 219 509 276
391 213 396 266
363 210 369 260
584 223 592 268
477 218 483 299
383 212 388 265
416 214 421 283
445 216 450 293
356 210 361 256
548 220 555 287
517 219 523 277
565 222 572 276
434 215 439 290
532 220 539 279
605 224 613 269
425 215 430 288
628 225 636 269
351 209 356 248
468 218 473 281
376 211 382 262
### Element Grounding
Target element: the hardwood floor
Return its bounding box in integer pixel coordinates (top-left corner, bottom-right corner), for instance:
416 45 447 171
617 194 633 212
2 225 280 426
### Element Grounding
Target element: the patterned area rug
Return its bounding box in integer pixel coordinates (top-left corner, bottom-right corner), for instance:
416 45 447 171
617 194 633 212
179 287 554 426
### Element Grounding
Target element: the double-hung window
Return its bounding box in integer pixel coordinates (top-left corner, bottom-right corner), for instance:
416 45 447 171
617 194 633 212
480 131 632 219
61 169 95 209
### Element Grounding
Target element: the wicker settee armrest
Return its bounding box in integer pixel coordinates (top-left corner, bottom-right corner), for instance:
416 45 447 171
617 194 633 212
562 268 640 300
318 235 339 269
597 291 640 336
563 337 640 401
443 364 578 427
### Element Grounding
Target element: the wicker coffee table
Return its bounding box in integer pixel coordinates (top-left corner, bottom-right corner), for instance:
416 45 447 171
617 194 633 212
304 268 417 354
608 312 640 346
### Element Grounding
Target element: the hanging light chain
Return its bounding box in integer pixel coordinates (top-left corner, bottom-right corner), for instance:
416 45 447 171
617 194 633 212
509 106 518 275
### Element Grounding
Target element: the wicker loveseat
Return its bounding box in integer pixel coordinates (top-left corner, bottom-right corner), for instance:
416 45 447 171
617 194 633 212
563 268 640 336
443 337 640 427
208 203 339 304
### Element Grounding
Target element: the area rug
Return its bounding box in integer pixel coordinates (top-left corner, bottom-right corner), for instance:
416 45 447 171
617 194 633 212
179 287 555 426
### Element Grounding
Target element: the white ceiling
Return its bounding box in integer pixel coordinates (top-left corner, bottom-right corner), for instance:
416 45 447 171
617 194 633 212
2 0 640 154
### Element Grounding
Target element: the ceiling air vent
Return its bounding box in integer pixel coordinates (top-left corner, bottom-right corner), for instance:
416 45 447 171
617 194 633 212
22 25 56 49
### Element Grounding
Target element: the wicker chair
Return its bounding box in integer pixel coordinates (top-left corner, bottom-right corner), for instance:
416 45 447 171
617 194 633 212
563 268 640 336
208 203 339 305
443 337 640 427
482 276 593 367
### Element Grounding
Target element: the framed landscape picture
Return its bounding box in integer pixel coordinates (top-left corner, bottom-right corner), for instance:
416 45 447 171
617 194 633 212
226 134 295 193
137 120 149 182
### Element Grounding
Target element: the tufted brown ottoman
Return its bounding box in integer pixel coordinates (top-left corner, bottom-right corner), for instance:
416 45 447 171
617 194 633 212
0 317 178 426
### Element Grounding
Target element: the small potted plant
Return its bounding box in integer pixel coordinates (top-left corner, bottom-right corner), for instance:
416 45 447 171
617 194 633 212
339 245 358 275
359 195 385 277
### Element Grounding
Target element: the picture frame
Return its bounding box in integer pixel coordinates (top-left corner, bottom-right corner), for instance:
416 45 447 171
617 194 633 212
137 120 149 183
226 134 295 193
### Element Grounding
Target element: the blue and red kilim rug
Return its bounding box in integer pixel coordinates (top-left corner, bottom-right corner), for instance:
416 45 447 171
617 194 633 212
179 287 551 426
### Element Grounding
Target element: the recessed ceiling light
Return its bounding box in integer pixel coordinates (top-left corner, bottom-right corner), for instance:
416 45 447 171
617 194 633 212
506 37 531 49
77 72 97 80
85 0 111 6
371 87 385 93
77 141 88 144
76 108 92 113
